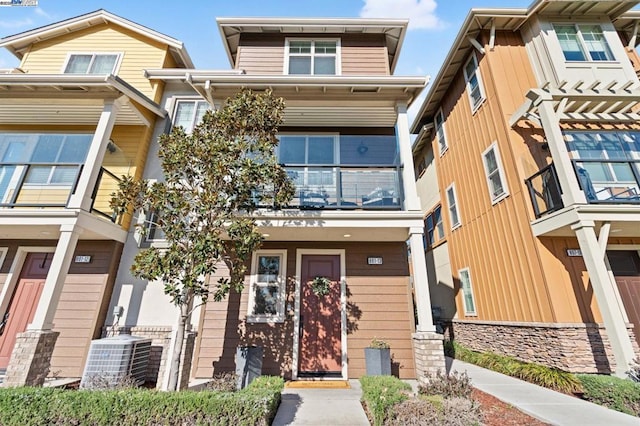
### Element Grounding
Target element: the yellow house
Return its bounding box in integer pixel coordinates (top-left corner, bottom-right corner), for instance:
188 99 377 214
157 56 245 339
413 0 640 376
0 9 191 385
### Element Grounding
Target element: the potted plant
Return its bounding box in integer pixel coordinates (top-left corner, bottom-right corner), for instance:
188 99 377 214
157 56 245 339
365 337 391 376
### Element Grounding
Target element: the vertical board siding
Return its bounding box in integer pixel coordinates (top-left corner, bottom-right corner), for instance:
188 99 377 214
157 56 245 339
236 34 390 75
434 31 554 323
193 242 415 379
20 23 168 98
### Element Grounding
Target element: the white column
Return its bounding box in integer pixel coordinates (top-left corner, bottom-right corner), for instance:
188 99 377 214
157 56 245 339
68 97 123 211
536 96 586 206
409 227 436 332
572 221 635 377
396 102 421 211
28 224 81 331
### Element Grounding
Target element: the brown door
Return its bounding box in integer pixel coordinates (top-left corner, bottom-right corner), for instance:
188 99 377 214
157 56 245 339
0 253 51 369
299 254 342 376
607 250 640 347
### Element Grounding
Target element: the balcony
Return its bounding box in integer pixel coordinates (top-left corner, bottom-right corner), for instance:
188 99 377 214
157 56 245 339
525 164 564 219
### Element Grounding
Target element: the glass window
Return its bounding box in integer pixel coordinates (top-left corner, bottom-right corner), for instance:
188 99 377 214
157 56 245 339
483 144 508 202
23 134 91 185
463 54 485 112
287 40 338 75
447 184 460 229
64 54 119 74
554 24 613 61
173 100 209 133
459 268 477 316
248 250 287 322
435 110 447 154
424 205 445 248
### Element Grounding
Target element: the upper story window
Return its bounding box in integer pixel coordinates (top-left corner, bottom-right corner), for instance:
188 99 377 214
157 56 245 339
463 54 485 113
554 24 613 61
446 183 461 230
425 205 444 248
247 250 287 323
434 109 448 155
415 155 427 178
172 100 209 133
63 53 120 74
482 142 509 203
286 39 339 75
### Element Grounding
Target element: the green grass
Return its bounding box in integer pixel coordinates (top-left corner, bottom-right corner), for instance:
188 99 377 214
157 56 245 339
360 375 412 426
0 375 284 426
578 373 640 416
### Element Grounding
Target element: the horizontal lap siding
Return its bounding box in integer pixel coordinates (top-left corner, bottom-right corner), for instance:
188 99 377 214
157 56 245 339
341 35 389 76
193 242 415 379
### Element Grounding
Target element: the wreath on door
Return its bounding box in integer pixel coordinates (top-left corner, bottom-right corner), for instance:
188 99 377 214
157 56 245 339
311 276 332 296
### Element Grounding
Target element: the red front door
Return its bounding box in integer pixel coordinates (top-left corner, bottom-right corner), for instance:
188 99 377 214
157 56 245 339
0 253 51 369
298 254 342 376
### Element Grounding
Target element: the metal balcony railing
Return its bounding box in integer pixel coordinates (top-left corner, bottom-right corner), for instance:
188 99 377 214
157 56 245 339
90 167 122 223
525 163 564 218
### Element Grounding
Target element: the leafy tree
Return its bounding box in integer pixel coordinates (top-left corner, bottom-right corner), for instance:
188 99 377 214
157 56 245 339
111 89 294 390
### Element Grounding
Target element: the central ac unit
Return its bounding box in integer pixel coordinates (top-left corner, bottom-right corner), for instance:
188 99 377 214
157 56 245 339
80 335 152 389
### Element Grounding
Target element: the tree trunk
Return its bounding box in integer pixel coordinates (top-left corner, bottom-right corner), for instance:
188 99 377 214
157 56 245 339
167 303 189 391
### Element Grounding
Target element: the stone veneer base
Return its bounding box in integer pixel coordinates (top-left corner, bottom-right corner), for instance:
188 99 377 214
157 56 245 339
4 330 59 387
412 331 446 385
447 320 640 374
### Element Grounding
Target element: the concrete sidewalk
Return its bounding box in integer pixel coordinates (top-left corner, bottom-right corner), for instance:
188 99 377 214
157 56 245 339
272 380 369 426
450 358 639 426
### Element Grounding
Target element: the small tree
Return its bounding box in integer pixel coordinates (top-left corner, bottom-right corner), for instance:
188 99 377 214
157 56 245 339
111 89 294 390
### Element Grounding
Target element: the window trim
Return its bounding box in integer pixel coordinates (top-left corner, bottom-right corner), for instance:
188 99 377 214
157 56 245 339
482 142 509 204
446 183 461 230
169 98 210 133
424 205 444 248
462 53 486 114
61 52 123 75
0 247 7 270
553 23 615 63
283 38 341 76
247 249 288 323
434 109 448 156
459 267 477 316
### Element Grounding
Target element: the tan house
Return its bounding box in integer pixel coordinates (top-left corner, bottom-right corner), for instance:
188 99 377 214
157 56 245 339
109 17 443 388
0 9 192 385
412 0 640 376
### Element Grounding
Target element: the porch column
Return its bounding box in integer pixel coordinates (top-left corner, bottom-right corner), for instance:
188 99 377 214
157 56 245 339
535 95 586 206
67 96 124 211
408 227 435 332
396 102 421 211
28 224 81 331
572 221 635 376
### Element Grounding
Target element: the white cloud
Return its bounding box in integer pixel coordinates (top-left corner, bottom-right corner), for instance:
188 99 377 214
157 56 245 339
34 7 53 20
360 0 444 30
0 17 34 29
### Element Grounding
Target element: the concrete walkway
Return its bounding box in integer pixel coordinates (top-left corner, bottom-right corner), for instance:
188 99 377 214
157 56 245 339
272 380 369 426
450 358 640 426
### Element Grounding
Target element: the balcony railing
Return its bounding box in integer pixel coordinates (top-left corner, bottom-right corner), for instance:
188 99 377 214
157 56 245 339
0 163 83 208
573 159 640 204
90 167 122 223
259 166 402 210
525 164 564 218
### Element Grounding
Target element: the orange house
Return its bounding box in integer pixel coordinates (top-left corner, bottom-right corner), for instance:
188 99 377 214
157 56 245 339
412 0 640 376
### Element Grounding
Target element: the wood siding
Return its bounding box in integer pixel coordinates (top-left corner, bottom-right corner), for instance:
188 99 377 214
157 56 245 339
432 31 555 323
20 23 169 98
193 242 415 379
235 34 389 75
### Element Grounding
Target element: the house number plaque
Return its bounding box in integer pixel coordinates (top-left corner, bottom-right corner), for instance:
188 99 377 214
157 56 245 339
367 257 383 265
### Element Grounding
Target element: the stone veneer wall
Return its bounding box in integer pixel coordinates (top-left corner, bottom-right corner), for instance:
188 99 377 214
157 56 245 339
447 320 639 374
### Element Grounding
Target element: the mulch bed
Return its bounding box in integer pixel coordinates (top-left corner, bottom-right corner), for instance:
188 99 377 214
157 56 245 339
473 388 550 426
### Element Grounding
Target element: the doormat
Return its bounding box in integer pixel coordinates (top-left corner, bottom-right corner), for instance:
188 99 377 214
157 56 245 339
285 381 350 389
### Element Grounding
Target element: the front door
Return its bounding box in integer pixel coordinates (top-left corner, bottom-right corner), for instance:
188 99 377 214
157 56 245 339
298 254 342 377
0 253 51 369
607 250 640 347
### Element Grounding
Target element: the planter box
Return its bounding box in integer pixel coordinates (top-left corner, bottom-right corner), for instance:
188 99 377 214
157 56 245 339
235 346 263 389
365 347 391 376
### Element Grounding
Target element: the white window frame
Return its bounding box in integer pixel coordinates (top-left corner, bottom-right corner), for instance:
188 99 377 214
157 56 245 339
446 183 461 230
284 38 341 76
61 52 123 75
434 109 448 155
459 267 477 316
247 249 287 323
170 98 210 133
462 54 486 114
553 23 614 62
482 142 509 204
0 247 7 269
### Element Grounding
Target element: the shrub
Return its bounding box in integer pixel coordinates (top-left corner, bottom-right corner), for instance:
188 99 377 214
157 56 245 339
360 375 412 426
628 358 640 383
0 375 284 426
418 370 472 399
206 371 238 392
446 340 582 394
389 396 481 426
578 374 640 417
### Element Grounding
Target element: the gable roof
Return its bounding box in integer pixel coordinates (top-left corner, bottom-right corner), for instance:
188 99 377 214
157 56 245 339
217 17 408 73
0 9 194 68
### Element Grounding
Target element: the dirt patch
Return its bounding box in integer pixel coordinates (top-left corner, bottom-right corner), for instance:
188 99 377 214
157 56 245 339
473 388 550 426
